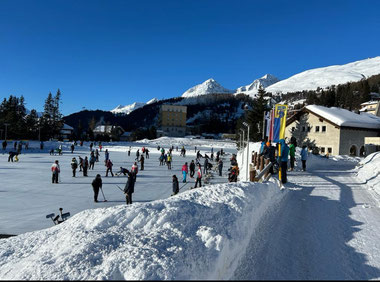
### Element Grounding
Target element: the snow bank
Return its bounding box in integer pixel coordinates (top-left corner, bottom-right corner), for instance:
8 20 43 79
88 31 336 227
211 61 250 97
357 152 380 192
0 181 285 280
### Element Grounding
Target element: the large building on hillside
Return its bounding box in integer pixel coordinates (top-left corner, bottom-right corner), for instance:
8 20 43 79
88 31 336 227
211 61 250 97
285 105 380 156
360 100 380 116
157 104 187 137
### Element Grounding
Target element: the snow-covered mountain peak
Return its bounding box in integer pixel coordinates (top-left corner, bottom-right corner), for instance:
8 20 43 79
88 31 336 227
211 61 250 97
111 98 158 115
235 74 280 97
266 56 380 94
181 78 234 98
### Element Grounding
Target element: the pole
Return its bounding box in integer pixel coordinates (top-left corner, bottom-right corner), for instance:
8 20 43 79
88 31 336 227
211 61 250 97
262 111 266 140
246 125 250 181
240 129 245 166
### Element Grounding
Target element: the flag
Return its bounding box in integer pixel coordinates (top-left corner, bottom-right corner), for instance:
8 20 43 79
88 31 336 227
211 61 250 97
272 104 288 142
268 109 274 141
265 111 271 137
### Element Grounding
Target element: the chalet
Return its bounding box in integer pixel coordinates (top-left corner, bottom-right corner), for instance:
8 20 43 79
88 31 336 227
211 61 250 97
285 105 380 156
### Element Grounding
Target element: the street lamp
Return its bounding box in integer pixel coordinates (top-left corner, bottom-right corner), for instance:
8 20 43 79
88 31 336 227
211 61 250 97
239 128 245 167
242 122 250 181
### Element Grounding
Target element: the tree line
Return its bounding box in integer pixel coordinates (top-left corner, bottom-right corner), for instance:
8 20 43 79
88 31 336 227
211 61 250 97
0 90 63 140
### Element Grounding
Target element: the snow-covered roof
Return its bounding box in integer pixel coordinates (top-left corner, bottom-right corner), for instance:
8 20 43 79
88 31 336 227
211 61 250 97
62 123 74 130
306 105 380 129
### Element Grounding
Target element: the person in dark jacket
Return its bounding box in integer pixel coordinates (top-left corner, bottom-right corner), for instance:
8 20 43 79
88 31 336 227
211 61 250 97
2 140 7 151
8 151 18 162
218 159 223 176
91 174 102 202
83 156 89 176
123 171 135 205
89 152 96 170
105 159 114 177
139 155 145 170
203 157 209 174
189 160 195 178
172 175 179 196
71 143 75 154
71 157 78 177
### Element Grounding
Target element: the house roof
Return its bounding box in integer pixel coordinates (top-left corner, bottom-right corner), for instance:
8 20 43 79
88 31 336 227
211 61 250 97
62 123 74 130
287 105 380 130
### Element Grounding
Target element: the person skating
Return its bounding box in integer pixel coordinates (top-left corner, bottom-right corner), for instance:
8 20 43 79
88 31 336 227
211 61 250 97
13 141 17 151
40 141 44 150
71 143 75 154
278 139 289 184
104 149 109 165
8 151 18 162
139 154 145 170
194 165 202 188
90 142 93 151
131 162 138 183
105 159 114 177
181 162 188 183
123 171 135 205
95 149 99 162
301 145 308 171
83 156 89 176
218 159 223 176
167 154 172 170
159 153 164 166
172 175 179 196
17 142 22 154
91 174 102 203
71 157 78 177
135 149 140 161
116 167 129 176
78 156 83 171
289 140 296 171
89 152 96 170
189 160 195 178
51 160 60 184
128 146 131 156
2 140 7 151
203 157 209 174
145 148 149 159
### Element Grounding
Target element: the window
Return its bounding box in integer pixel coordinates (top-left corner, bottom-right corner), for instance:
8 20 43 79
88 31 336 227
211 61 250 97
308 126 311 132
328 148 332 153
291 127 295 132
320 147 325 153
322 126 326 132
302 126 306 132
316 126 320 132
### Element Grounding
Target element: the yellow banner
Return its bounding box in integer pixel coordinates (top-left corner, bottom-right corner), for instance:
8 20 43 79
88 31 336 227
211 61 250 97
279 104 288 139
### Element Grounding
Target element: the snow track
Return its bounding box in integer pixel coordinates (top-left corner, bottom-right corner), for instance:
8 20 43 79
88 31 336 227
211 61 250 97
232 160 380 280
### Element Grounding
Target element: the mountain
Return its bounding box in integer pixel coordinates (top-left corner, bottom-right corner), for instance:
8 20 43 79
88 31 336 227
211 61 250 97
235 74 280 97
111 98 159 115
181 78 235 98
266 56 380 94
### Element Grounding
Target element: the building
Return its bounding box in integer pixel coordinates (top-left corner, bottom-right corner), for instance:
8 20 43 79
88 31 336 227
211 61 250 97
359 100 380 116
59 123 74 140
157 104 187 137
285 105 380 156
93 125 124 138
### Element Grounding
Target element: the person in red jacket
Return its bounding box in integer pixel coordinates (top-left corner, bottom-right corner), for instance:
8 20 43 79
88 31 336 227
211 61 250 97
181 162 188 183
51 160 60 184
105 159 114 177
194 164 202 188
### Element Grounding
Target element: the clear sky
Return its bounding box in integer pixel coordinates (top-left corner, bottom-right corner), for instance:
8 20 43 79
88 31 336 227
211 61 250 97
1 0 379 115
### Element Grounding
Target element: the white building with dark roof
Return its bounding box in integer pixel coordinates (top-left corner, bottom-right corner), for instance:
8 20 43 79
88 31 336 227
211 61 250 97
286 105 380 156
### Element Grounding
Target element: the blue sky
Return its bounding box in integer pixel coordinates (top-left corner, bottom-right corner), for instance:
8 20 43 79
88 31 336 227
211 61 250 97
1 0 379 115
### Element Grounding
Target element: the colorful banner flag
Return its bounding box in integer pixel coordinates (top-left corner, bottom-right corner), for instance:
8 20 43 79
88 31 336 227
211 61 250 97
272 104 288 142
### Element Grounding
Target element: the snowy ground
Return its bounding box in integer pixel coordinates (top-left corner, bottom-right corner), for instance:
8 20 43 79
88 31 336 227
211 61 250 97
0 138 236 235
1 138 380 280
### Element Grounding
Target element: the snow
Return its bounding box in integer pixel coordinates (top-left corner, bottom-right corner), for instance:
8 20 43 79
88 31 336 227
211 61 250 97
357 152 380 192
2 138 380 280
181 78 234 98
110 98 158 115
306 105 380 129
266 56 380 94
235 74 280 97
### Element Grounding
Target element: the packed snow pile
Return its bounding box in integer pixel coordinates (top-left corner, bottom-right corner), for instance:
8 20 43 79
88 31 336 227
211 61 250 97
181 78 234 98
235 74 280 97
0 181 284 280
266 56 380 94
357 152 380 192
